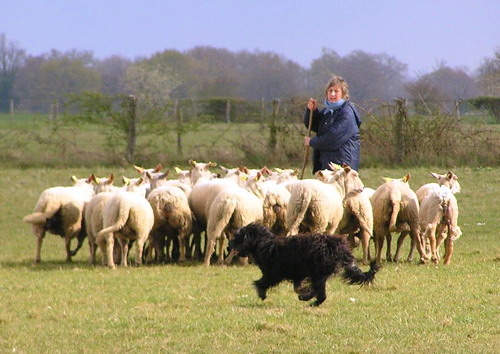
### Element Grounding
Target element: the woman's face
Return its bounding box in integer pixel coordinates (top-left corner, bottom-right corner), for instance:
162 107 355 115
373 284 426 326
327 85 343 102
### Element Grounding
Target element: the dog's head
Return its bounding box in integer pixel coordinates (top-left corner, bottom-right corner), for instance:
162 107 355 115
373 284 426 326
230 223 274 257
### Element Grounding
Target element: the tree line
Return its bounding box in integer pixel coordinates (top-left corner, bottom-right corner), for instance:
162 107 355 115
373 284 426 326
1 33 499 116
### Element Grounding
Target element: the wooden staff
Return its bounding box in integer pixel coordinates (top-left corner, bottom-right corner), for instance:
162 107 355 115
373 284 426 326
299 108 314 179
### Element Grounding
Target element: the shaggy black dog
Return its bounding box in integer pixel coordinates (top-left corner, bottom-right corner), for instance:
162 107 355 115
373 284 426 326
230 223 380 306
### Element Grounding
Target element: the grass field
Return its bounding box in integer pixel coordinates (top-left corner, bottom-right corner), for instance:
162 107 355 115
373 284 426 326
0 166 498 353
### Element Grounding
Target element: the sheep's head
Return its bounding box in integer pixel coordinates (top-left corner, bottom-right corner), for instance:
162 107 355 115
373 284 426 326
431 171 460 194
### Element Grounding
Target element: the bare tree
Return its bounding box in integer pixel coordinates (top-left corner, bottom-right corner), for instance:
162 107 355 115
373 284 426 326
0 33 26 111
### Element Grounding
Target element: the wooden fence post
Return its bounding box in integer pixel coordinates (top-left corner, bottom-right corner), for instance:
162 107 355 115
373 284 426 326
126 95 138 163
268 98 280 151
9 99 14 121
260 98 265 123
176 99 183 156
394 98 407 164
225 99 231 123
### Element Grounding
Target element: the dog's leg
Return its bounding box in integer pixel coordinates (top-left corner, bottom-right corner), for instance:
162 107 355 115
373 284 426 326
310 277 328 307
293 278 316 301
254 274 280 301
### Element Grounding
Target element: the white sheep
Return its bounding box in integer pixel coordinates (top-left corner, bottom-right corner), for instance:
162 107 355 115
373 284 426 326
189 159 218 185
188 164 245 259
337 188 374 265
86 177 148 265
147 185 193 263
204 172 265 266
285 165 364 236
261 179 291 237
416 171 461 204
96 178 154 268
24 175 95 263
419 185 461 265
371 174 426 263
91 174 122 194
145 170 192 196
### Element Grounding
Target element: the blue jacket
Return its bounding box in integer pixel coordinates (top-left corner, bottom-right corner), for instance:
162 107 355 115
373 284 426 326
304 101 361 172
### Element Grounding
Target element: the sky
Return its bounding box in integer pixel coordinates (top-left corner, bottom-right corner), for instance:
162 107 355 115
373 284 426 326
2 1 499 77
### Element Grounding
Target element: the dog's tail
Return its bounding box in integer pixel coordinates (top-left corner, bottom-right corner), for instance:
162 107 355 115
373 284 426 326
342 260 380 286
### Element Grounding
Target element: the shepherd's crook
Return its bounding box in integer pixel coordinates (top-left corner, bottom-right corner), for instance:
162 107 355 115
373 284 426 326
299 109 313 179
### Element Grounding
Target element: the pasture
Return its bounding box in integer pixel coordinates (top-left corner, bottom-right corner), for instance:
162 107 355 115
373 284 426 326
0 166 498 353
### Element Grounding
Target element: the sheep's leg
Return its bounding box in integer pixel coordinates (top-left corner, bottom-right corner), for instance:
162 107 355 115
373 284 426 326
359 229 371 265
427 224 438 264
34 226 45 263
134 237 147 266
151 230 166 263
203 236 216 267
118 238 129 267
70 229 87 257
64 234 74 263
178 234 187 262
410 222 427 263
216 236 226 265
105 235 115 268
435 225 447 262
373 231 385 263
89 239 97 265
394 231 408 262
385 232 393 262
443 236 454 265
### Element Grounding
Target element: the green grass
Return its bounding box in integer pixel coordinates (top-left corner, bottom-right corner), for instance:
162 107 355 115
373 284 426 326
0 166 499 353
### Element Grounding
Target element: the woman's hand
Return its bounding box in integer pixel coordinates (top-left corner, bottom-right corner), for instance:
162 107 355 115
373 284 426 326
307 98 317 111
304 136 311 146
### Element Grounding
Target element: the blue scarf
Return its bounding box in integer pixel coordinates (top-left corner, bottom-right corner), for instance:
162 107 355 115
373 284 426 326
324 98 345 114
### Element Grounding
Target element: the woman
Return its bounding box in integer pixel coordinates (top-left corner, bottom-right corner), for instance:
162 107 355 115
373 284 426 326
304 75 361 172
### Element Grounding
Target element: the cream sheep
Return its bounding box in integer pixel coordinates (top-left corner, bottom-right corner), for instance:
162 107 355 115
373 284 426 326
91 174 122 194
416 171 461 204
419 185 461 265
204 173 265 266
371 174 426 263
189 159 218 185
86 177 148 265
337 188 374 265
145 170 192 196
147 184 193 263
285 165 364 236
96 178 154 268
23 175 95 263
188 164 245 259
261 179 291 237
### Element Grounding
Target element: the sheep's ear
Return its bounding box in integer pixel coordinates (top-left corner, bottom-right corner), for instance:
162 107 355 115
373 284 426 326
446 171 454 180
154 164 162 172
220 166 229 174
71 175 78 183
137 177 144 185
343 165 352 174
160 170 169 180
174 166 182 174
108 174 114 184
133 165 144 173
208 161 217 168
430 172 440 180
275 167 283 173
256 172 262 181
189 159 196 167
403 173 411 183
122 176 130 185
329 162 342 170
381 177 393 182
316 171 324 178
292 169 299 176
239 173 248 181
239 166 249 174
146 171 153 180
93 175 100 184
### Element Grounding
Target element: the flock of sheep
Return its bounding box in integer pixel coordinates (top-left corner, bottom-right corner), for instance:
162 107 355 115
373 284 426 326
23 160 462 268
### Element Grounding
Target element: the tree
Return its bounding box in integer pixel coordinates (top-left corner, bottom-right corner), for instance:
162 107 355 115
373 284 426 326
0 33 26 111
424 63 479 101
95 55 131 95
477 48 500 96
14 50 101 112
237 50 306 100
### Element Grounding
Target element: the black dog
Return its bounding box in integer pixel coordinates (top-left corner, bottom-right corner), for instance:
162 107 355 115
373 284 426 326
230 223 380 306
